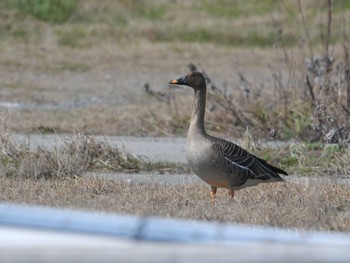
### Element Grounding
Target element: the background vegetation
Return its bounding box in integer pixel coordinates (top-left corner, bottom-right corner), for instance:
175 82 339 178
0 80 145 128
0 0 349 142
1 0 349 47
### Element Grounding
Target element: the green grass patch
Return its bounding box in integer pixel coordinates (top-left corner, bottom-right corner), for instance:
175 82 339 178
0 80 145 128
8 28 28 39
323 144 342 157
201 0 275 18
120 0 167 20
154 26 296 47
334 0 350 10
135 4 167 20
305 142 324 151
7 0 77 24
56 61 91 72
280 155 299 167
55 26 89 48
248 142 350 177
34 126 58 134
282 106 313 140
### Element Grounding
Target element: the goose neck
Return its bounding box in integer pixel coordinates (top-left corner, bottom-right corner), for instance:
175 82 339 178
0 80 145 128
189 88 207 136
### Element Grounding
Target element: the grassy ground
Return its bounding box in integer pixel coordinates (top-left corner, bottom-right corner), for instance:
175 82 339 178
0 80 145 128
1 176 349 232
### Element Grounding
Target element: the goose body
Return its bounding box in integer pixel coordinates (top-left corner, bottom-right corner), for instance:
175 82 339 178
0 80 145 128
170 72 288 200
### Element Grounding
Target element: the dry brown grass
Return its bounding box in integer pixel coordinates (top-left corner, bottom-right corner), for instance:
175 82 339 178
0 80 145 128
0 124 186 178
5 99 193 136
0 176 349 232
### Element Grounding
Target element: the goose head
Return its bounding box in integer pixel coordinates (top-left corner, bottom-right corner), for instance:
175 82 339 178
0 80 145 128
170 72 206 90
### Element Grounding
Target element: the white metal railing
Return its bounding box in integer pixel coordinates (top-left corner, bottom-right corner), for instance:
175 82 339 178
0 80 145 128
0 202 350 245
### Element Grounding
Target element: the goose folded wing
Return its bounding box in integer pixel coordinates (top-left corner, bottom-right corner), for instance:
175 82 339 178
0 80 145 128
219 140 288 181
223 156 257 187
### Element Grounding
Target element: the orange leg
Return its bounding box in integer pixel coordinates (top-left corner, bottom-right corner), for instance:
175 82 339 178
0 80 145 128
229 189 235 199
210 186 217 206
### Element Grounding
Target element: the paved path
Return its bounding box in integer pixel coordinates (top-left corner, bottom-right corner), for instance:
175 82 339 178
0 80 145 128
13 134 291 164
13 134 187 163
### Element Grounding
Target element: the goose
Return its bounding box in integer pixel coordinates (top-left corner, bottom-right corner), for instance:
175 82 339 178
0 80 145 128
169 72 288 202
